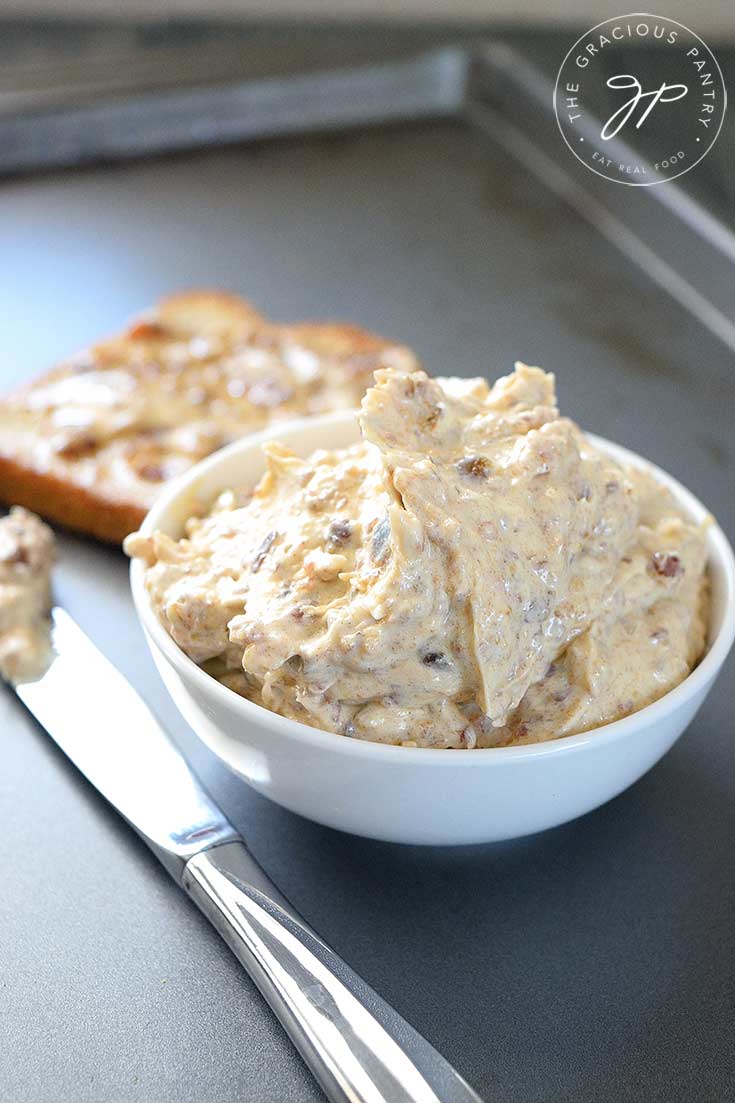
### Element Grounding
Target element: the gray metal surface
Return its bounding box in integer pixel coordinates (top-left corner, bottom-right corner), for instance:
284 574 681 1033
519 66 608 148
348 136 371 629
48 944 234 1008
470 42 735 353
1 121 733 1103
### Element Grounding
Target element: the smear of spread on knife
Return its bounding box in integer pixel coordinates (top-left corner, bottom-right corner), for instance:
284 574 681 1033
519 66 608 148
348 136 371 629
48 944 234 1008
0 508 55 683
126 366 709 748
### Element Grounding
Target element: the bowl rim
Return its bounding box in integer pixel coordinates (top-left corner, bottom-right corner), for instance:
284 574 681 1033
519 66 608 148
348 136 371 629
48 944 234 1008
130 409 735 766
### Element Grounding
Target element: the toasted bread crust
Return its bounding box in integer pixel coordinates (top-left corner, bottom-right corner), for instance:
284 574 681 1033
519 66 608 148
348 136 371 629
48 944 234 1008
0 291 418 543
0 452 144 543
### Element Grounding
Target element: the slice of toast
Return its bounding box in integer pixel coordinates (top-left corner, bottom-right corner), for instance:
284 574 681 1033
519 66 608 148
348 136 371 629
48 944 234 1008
0 291 419 543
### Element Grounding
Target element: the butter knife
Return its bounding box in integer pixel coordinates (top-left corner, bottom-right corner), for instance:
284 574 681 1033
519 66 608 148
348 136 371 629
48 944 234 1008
7 608 484 1103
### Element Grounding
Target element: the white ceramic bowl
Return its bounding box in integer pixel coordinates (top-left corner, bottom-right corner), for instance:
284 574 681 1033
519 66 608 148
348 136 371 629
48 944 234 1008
130 411 735 845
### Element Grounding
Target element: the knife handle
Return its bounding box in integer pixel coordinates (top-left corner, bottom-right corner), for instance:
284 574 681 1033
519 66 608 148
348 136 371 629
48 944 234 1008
183 841 483 1103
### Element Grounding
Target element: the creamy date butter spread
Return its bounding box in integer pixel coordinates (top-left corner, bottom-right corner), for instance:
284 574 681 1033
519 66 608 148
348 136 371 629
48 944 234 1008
0 508 54 683
126 366 708 748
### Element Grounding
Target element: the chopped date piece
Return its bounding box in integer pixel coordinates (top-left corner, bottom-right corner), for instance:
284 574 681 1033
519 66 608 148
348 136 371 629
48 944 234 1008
54 433 98 459
327 519 352 546
422 651 449 668
650 551 683 578
457 455 490 479
140 426 166 441
460 726 478 749
137 463 168 483
252 530 277 572
3 545 30 565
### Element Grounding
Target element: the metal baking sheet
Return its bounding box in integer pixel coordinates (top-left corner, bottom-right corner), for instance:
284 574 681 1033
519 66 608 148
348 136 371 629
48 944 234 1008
2 84 734 1103
0 47 467 173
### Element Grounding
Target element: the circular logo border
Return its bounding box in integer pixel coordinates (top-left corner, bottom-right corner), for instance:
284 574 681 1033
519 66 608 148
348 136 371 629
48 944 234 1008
553 12 727 187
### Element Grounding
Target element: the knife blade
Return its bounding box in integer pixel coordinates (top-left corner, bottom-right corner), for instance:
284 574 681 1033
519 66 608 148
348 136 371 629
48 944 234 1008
8 608 485 1103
